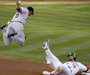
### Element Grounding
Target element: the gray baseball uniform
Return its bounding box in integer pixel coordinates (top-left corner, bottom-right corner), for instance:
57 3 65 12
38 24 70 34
2 7 29 46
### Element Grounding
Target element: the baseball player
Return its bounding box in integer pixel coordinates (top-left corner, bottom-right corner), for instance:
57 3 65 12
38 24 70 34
42 39 90 75
0 1 34 46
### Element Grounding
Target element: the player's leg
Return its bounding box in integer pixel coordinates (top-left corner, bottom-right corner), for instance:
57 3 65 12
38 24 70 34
6 23 17 37
45 48 63 69
42 39 72 75
13 31 25 46
62 64 71 75
0 25 12 46
10 22 25 46
43 39 63 69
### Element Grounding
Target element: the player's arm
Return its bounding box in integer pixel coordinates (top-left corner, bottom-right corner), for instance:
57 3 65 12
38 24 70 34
79 63 90 72
83 64 90 73
86 69 90 73
16 1 22 12
75 64 90 75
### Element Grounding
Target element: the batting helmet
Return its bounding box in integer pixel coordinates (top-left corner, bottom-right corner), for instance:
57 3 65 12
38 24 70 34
68 52 76 61
27 6 34 15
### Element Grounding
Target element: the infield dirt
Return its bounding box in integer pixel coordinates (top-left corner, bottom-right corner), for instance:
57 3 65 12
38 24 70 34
0 57 90 75
0 57 51 75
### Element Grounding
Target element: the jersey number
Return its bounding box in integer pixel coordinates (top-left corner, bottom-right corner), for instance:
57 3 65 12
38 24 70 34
15 12 19 18
72 63 76 68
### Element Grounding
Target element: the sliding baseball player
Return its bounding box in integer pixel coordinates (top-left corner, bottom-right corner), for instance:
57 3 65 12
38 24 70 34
0 1 34 46
42 39 90 75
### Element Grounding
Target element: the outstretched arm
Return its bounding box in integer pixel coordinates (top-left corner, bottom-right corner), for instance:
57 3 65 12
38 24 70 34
16 1 22 12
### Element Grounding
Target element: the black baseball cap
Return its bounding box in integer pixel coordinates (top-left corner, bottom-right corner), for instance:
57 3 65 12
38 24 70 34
27 6 34 15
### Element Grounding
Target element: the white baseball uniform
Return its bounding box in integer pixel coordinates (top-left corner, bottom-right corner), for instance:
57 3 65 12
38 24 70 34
2 7 29 46
45 48 87 75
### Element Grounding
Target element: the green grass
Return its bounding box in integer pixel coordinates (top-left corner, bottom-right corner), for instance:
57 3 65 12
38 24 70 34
0 4 90 63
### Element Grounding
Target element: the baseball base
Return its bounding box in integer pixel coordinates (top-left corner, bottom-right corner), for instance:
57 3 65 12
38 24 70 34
42 71 51 75
82 72 90 75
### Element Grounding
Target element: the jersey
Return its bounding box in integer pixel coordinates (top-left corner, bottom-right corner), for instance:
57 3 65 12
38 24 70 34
64 61 87 75
11 7 29 25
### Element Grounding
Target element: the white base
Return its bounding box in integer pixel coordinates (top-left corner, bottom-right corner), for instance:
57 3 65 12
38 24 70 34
82 72 90 75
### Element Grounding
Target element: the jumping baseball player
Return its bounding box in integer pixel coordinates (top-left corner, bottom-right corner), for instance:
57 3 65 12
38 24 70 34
0 1 34 46
42 39 90 75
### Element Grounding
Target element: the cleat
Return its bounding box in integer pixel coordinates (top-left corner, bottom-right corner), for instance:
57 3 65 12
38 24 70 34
0 25 6 30
8 33 17 37
43 39 49 50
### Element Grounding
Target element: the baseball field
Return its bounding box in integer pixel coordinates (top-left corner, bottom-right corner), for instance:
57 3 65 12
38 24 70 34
0 1 90 75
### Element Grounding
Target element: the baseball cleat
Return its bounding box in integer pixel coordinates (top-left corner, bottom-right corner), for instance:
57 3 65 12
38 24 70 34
43 39 49 50
0 25 6 30
8 33 17 37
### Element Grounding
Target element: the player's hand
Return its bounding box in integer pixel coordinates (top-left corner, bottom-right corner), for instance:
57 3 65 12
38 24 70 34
16 1 21 6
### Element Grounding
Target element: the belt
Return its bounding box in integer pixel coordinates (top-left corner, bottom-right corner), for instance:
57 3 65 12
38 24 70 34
11 21 24 25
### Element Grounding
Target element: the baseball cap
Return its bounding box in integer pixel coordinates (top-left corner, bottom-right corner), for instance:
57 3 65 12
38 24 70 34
68 52 76 58
68 52 77 61
27 6 34 15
